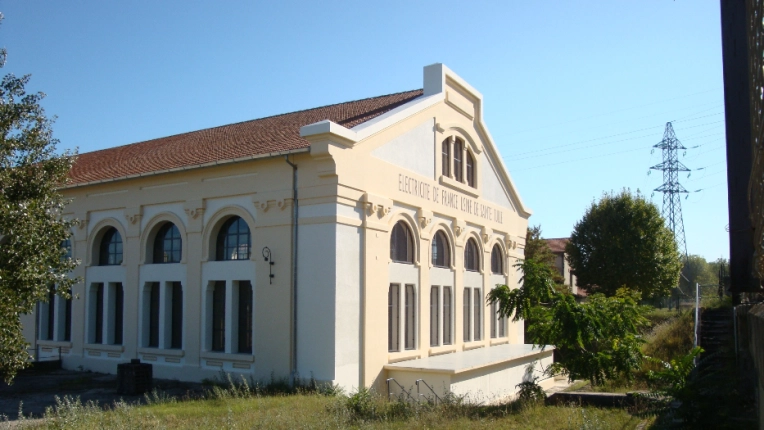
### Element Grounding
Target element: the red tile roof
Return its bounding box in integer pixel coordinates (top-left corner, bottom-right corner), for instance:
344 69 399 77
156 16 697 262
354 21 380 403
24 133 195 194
68 89 424 185
544 238 569 254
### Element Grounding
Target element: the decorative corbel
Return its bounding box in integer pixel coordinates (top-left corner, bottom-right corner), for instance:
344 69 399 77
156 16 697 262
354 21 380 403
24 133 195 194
253 200 270 213
452 218 466 237
184 207 205 220
276 198 293 211
124 207 142 225
481 226 493 244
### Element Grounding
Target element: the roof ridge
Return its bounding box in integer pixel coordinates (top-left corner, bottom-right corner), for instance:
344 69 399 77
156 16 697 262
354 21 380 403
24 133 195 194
78 89 423 156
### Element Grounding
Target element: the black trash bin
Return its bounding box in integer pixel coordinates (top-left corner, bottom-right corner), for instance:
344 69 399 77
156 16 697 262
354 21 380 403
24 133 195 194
117 359 152 395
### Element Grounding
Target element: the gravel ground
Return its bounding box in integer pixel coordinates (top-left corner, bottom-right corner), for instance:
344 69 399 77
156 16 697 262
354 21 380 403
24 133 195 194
0 367 207 421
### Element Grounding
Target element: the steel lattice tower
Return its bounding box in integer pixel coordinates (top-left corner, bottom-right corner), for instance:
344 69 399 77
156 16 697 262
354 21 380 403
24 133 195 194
650 122 689 257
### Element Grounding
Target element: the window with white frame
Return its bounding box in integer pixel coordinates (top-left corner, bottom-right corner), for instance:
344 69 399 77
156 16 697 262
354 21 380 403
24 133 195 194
390 221 414 263
465 238 480 272
208 280 253 354
153 223 182 264
440 137 477 189
490 295 507 339
463 287 482 342
432 230 451 268
143 281 183 349
388 283 416 352
430 285 453 347
99 228 123 266
491 244 503 274
89 282 123 345
216 217 251 261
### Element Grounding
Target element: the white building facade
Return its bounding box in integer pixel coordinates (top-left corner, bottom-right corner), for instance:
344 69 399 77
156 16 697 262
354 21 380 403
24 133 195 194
23 64 553 401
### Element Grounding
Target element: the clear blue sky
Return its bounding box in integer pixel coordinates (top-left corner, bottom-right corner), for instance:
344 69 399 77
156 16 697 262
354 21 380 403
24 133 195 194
0 1 728 261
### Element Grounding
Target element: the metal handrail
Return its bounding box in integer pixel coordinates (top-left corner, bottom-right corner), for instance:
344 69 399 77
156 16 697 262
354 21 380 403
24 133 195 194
415 379 442 404
386 378 415 402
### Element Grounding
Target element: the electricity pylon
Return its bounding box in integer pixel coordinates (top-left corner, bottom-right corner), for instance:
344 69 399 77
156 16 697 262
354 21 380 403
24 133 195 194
650 122 689 258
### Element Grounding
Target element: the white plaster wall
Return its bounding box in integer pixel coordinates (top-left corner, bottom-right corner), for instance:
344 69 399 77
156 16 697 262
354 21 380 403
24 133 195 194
479 153 512 209
141 203 185 232
371 119 435 179
87 210 125 236
296 222 337 382
203 196 258 226
334 223 361 388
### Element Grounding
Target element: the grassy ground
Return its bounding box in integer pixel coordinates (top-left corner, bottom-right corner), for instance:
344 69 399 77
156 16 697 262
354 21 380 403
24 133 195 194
12 390 654 430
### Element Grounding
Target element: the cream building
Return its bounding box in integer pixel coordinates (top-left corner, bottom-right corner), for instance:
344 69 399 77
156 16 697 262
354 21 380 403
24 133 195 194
23 64 553 401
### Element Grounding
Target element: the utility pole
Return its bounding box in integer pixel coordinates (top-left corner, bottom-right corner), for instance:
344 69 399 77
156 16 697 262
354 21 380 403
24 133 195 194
651 122 689 258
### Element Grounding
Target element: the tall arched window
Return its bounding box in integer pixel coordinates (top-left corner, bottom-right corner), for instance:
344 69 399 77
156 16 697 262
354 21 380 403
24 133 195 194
441 138 450 177
453 139 464 182
432 231 450 268
99 227 123 266
154 223 182 263
390 221 414 263
466 151 475 188
216 216 251 261
465 238 479 271
491 244 503 274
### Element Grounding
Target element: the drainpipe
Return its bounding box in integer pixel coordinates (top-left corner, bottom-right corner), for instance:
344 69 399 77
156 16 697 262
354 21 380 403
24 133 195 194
284 156 299 383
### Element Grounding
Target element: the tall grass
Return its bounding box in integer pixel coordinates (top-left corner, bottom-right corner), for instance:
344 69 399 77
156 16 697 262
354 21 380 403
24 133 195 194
8 376 652 430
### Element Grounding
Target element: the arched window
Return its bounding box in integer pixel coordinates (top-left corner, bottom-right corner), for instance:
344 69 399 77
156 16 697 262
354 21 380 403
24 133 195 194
216 216 251 261
431 230 450 268
453 139 464 182
465 238 479 271
153 223 182 263
390 221 414 263
466 151 475 188
491 244 503 274
99 227 123 266
441 139 450 177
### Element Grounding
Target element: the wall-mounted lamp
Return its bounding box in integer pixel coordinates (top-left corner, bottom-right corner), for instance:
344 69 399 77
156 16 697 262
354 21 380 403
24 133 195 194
262 247 275 284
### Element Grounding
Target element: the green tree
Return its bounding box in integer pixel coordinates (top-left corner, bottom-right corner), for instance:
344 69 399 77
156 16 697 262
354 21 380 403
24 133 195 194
566 190 682 299
488 258 647 385
0 24 77 382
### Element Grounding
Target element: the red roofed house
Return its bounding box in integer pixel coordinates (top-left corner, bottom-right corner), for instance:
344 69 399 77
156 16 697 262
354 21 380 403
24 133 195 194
22 64 553 402
543 238 582 296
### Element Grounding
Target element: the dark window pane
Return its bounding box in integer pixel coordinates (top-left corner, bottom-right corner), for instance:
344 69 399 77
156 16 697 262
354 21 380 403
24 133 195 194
432 231 450 268
430 286 439 347
405 284 415 350
99 228 123 266
95 284 104 343
491 245 503 274
216 217 251 261
443 287 452 345
388 284 400 352
463 288 471 342
474 289 481 341
454 139 463 182
466 151 475 187
46 286 55 341
465 239 479 271
114 283 124 345
171 282 183 349
64 298 72 342
442 139 450 177
148 283 160 347
238 281 253 354
390 221 413 263
154 223 182 263
212 281 226 351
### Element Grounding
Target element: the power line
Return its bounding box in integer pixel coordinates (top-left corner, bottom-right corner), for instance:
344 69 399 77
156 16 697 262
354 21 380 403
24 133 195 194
506 87 722 136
